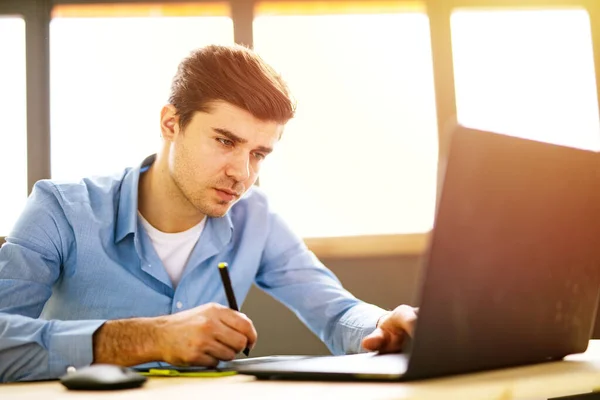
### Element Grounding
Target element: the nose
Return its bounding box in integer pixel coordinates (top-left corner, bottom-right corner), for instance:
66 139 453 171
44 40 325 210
225 151 251 182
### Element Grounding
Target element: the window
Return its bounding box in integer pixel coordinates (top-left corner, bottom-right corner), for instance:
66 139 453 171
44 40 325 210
0 16 27 237
50 3 234 181
254 2 439 238
451 9 600 150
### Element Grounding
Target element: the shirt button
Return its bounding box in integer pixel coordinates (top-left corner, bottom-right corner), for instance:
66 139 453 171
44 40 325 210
176 301 183 309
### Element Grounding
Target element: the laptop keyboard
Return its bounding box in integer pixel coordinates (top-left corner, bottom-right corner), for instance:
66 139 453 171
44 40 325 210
230 352 409 377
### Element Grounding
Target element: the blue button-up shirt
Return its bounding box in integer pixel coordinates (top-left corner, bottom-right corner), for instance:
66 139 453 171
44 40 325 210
0 156 386 382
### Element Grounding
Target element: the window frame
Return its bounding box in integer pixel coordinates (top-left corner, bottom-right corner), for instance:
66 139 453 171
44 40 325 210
2 0 600 259
0 0 50 244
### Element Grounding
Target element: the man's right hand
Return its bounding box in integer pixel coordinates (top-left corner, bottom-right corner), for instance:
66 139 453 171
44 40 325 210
93 302 257 367
156 303 257 366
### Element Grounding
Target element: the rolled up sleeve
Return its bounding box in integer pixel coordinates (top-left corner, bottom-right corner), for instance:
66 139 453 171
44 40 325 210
0 314 105 382
0 181 106 381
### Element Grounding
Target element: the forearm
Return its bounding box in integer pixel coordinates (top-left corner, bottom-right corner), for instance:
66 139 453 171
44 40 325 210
92 317 165 366
256 251 387 355
257 214 389 356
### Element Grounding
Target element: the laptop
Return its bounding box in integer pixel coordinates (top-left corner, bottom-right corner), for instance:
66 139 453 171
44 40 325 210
231 124 600 381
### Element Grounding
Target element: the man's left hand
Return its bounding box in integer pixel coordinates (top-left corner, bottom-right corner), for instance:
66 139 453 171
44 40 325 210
361 305 418 353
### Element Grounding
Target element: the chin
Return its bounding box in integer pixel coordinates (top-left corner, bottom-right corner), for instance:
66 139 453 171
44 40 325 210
200 202 232 218
206 210 228 218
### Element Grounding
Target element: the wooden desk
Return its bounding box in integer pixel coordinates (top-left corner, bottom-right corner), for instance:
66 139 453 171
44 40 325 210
4 341 600 400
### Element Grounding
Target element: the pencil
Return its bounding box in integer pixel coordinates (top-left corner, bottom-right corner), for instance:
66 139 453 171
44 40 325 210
218 262 250 356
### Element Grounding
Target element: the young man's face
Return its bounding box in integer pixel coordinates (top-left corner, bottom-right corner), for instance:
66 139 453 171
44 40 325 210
163 100 284 217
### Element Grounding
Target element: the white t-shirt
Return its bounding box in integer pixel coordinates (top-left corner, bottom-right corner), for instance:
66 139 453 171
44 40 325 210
138 212 206 288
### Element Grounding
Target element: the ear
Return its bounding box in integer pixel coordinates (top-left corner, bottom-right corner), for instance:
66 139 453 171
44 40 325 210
160 104 180 141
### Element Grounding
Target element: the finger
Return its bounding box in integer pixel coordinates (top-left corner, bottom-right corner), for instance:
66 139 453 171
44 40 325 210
363 328 406 354
361 328 386 351
205 340 238 362
213 324 249 353
379 331 406 354
380 305 417 337
221 311 258 349
184 352 220 368
220 310 258 349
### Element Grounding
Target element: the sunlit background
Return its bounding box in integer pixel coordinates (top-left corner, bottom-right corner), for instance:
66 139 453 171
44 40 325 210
0 17 27 236
254 3 438 237
1 2 599 239
452 9 600 151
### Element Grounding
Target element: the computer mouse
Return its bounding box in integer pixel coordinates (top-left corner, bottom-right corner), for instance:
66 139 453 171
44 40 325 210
60 364 147 390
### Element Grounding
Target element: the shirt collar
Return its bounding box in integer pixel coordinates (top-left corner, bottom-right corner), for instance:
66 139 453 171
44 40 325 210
115 154 155 243
207 207 234 249
114 154 234 246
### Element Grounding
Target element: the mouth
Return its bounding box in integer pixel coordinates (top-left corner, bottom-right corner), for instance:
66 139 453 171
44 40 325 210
214 188 240 203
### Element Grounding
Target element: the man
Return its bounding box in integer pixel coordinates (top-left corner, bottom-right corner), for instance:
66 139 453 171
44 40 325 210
0 44 418 382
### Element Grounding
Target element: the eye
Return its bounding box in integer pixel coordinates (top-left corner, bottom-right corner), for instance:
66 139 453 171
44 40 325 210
217 137 234 147
253 152 266 161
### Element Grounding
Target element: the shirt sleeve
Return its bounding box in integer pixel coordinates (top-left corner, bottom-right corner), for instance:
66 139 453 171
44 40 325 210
254 211 388 355
0 181 105 382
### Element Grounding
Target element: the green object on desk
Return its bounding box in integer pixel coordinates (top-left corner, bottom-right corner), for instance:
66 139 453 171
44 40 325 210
139 368 237 378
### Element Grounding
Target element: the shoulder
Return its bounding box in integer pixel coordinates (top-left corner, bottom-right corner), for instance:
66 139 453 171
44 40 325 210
229 186 298 240
229 185 276 222
235 185 270 209
31 169 131 210
225 186 284 240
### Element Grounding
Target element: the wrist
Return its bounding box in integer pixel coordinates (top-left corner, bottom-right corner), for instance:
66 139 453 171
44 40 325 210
145 316 168 362
93 317 166 366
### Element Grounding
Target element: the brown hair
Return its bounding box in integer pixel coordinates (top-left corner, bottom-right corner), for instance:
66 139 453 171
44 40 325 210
169 44 296 129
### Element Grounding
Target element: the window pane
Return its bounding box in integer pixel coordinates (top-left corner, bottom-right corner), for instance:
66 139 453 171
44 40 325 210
0 17 27 236
50 3 234 181
452 9 600 150
255 4 438 238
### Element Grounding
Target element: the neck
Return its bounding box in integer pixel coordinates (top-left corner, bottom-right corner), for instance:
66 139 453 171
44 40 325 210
138 152 206 233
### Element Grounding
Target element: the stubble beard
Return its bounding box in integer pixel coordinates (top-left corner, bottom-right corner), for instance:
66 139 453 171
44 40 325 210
171 169 248 218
